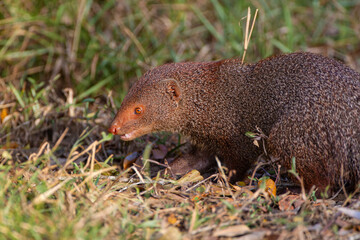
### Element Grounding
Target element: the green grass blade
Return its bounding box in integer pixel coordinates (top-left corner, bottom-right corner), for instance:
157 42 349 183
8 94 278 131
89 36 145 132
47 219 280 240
9 84 25 108
76 75 114 100
0 48 50 61
191 5 224 43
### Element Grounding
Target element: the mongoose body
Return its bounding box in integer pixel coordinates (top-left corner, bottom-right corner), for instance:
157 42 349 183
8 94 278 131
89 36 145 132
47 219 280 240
109 52 360 192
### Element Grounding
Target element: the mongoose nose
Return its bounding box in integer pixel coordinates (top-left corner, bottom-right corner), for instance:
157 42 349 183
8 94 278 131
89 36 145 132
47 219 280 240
108 125 118 135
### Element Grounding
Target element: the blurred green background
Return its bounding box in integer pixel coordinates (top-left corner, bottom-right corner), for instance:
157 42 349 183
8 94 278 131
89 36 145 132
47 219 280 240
1 0 359 104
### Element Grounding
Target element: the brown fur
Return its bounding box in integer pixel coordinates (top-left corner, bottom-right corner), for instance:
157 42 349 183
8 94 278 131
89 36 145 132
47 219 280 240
109 52 360 192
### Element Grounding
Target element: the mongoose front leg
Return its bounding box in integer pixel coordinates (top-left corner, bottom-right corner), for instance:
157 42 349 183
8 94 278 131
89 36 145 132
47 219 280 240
165 148 216 177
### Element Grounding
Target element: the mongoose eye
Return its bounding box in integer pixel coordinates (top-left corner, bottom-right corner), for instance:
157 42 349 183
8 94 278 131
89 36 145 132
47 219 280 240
134 107 142 115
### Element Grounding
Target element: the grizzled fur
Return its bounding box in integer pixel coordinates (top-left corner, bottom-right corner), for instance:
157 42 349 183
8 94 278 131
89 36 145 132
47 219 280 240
110 52 360 192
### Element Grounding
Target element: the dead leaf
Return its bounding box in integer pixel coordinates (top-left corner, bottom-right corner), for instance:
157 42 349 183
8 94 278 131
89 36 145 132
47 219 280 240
1 150 12 160
338 207 360 220
191 195 201 202
191 193 209 202
157 226 182 240
152 149 167 160
258 178 276 197
313 199 336 207
1 108 8 123
279 195 304 211
1 142 19 149
236 230 269 240
167 213 177 225
238 188 254 198
165 193 187 202
176 170 203 184
147 198 177 209
123 152 139 170
293 216 303 222
210 185 233 197
152 144 168 160
236 181 247 187
213 225 250 237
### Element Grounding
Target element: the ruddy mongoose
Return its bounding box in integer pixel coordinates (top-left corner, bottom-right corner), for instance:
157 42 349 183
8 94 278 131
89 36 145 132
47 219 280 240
108 52 360 192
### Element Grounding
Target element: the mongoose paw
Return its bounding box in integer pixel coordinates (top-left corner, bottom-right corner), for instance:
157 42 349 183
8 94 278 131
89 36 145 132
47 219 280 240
164 152 216 178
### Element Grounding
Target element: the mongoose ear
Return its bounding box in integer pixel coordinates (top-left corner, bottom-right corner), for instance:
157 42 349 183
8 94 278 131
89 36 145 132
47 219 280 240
160 79 182 104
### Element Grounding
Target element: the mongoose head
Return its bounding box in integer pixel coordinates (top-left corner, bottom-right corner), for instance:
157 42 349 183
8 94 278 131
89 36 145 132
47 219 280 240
108 66 183 141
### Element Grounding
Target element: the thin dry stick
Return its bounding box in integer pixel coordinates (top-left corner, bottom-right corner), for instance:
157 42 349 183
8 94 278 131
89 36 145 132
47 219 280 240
68 166 118 195
32 178 72 205
185 174 218 193
63 88 75 117
90 143 96 173
118 181 148 193
248 155 281 186
340 164 348 199
238 187 264 212
330 187 343 201
132 165 145 183
83 143 99 173
275 164 281 185
51 127 69 152
241 7 259 64
249 162 265 187
82 150 93 171
189 205 198 233
59 167 120 179
63 140 99 170
0 102 16 109
299 176 307 201
215 156 235 200
242 8 250 61
28 142 50 163
342 185 360 206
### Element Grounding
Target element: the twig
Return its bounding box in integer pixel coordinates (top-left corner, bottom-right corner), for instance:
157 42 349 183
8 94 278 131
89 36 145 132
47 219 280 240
28 142 51 163
68 166 118 195
32 178 72 205
63 140 99 170
132 165 145 183
0 102 16 109
340 163 348 199
51 127 69 152
238 187 264 213
185 174 218 192
215 156 235 200
241 7 258 64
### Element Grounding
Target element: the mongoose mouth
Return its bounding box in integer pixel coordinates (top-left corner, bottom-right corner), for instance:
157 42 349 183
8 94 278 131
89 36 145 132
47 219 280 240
117 125 154 141
119 132 136 141
108 125 138 141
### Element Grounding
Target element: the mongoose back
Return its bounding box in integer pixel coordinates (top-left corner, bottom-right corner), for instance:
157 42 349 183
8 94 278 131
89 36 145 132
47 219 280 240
109 52 360 192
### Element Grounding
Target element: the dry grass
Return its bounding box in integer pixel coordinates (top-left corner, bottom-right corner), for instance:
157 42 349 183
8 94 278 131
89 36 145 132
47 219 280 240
1 0 360 239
